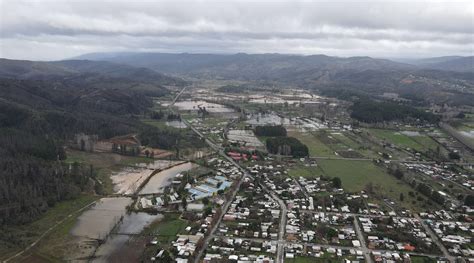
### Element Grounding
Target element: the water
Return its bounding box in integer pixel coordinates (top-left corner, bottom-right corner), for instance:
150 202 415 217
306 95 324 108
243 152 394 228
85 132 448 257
246 113 291 126
111 160 181 195
71 197 132 240
139 162 198 195
174 100 234 113
227 129 264 147
92 212 163 262
460 130 474 138
400 131 421 136
166 120 187 128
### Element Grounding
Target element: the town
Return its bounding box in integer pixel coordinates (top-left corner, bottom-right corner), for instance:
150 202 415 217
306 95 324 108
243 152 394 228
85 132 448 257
70 86 471 263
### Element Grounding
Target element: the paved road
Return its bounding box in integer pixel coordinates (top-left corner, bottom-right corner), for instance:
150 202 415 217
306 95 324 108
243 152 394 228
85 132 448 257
179 108 288 262
261 180 287 263
353 216 374 263
415 214 455 263
192 172 248 263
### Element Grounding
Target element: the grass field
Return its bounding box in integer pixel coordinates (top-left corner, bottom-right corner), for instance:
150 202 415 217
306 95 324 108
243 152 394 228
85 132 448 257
288 165 323 178
368 128 439 152
288 130 335 157
144 213 188 245
288 159 428 211
316 160 394 192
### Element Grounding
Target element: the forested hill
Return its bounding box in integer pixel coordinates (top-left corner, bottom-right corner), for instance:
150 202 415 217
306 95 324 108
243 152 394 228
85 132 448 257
75 52 415 81
0 59 198 227
74 53 474 107
0 58 187 87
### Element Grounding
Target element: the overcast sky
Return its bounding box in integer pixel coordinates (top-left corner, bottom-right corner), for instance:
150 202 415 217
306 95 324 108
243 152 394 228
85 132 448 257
0 0 473 61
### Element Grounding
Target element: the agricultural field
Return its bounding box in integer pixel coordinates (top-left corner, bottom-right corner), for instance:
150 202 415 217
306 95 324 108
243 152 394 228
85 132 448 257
367 128 440 152
289 129 384 159
288 130 335 157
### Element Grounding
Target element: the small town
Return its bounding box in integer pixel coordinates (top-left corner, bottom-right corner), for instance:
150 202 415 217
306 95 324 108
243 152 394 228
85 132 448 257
1 2 473 263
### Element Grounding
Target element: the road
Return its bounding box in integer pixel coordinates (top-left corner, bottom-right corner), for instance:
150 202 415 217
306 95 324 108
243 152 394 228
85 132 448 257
170 86 187 106
186 119 287 262
353 216 373 263
254 176 287 263
415 214 455 263
172 88 288 262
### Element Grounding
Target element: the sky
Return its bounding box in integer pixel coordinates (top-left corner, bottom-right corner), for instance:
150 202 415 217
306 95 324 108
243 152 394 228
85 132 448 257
0 0 473 61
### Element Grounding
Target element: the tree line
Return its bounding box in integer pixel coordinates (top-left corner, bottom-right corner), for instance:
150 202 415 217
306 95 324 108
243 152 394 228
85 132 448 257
255 125 287 137
266 137 309 157
350 99 440 124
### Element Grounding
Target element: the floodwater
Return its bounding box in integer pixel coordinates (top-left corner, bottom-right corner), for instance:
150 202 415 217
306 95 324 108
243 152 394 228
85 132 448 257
139 162 198 195
399 131 421 136
227 129 264 147
246 113 291 126
174 100 234 113
111 160 182 195
460 130 474 138
166 120 187 128
71 197 132 240
92 212 163 262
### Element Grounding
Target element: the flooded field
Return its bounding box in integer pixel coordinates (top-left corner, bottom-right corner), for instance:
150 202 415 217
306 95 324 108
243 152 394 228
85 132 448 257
246 113 291 126
227 129 264 147
140 162 198 195
71 197 132 240
92 212 163 262
174 100 234 113
399 131 421 136
460 130 474 138
294 117 327 131
166 120 187 128
111 160 182 195
247 93 322 104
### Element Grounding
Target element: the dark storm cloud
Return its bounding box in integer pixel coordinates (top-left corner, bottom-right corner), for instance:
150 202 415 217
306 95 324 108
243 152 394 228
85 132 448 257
0 0 472 60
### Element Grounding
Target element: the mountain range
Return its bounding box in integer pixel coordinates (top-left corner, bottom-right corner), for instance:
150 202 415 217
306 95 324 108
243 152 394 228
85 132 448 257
1 53 473 107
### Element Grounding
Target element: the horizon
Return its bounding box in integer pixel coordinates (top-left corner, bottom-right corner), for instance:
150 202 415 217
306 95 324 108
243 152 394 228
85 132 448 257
1 0 472 61
0 51 471 63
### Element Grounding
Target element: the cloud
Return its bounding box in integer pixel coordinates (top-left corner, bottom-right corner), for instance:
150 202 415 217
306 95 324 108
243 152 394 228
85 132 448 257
0 0 472 60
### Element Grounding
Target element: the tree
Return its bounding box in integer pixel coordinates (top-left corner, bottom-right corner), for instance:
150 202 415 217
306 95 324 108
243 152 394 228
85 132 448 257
332 177 342 188
448 151 461 160
161 250 173 262
182 197 187 211
394 169 404 180
465 195 474 207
